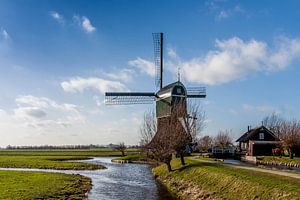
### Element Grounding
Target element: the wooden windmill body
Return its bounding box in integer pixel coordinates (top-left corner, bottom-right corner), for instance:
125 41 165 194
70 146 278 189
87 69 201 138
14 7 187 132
105 33 206 147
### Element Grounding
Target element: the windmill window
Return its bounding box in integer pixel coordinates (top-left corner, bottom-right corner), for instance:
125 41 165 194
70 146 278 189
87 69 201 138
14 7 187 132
259 133 264 140
177 88 182 94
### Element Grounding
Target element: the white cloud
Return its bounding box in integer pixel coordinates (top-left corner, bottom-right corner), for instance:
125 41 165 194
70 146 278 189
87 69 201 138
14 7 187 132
0 94 146 146
73 15 96 33
128 57 155 77
16 95 79 112
13 95 83 126
167 48 179 59
243 104 281 114
1 28 10 40
216 6 245 20
104 68 135 82
217 10 229 19
14 107 47 119
0 109 8 118
82 16 96 33
206 1 246 21
178 36 300 85
61 77 127 94
50 11 64 23
268 37 300 70
0 95 86 142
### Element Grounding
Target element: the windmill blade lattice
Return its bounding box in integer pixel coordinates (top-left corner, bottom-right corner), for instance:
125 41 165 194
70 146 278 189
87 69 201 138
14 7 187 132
152 33 163 89
105 92 156 105
186 87 206 98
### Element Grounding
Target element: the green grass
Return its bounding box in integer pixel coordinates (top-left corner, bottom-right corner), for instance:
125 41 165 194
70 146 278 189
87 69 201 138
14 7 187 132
0 170 91 200
0 155 106 170
0 148 140 156
0 149 142 170
257 156 300 167
153 157 300 200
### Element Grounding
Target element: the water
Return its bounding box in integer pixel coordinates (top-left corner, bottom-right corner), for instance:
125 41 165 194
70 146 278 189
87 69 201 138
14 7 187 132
0 157 176 200
79 157 175 200
223 159 246 165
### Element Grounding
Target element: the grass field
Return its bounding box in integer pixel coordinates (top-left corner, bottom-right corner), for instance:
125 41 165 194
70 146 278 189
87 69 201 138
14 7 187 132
153 157 300 200
0 155 106 170
0 148 141 170
0 149 142 199
0 170 91 200
0 148 139 156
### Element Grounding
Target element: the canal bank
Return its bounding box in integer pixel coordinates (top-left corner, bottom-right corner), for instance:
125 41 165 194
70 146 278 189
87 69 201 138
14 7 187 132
153 157 300 200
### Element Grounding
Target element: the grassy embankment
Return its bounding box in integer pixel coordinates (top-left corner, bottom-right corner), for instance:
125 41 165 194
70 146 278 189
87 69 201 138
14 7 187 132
111 153 162 166
112 153 147 162
0 170 91 200
153 157 300 200
257 156 300 168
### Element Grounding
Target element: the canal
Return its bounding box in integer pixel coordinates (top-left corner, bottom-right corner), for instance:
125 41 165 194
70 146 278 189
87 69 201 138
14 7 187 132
79 157 175 200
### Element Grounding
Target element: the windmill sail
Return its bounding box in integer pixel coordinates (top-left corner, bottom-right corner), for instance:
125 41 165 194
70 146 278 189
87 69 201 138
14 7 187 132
186 87 206 98
105 92 156 105
152 33 163 89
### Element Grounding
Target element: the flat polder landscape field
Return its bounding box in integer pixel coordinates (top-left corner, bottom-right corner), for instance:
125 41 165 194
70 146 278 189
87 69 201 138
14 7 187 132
0 148 138 199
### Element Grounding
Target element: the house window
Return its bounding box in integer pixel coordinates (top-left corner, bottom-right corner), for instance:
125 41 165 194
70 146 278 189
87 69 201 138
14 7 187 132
259 133 264 140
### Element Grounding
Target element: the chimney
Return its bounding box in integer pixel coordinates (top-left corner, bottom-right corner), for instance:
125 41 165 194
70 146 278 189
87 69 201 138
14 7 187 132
248 126 250 132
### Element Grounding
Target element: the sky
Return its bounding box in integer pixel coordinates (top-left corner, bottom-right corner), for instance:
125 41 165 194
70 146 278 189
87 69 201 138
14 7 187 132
1 0 300 147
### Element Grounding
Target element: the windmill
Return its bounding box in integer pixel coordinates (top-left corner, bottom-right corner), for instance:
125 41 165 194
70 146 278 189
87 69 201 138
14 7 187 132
105 33 206 146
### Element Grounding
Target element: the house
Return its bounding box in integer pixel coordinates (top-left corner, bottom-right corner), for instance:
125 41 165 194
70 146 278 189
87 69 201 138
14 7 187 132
236 125 280 156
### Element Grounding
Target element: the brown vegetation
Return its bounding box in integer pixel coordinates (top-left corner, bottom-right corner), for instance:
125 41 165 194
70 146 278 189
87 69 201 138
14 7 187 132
213 130 233 148
197 135 213 152
263 113 300 159
114 142 127 157
140 101 205 171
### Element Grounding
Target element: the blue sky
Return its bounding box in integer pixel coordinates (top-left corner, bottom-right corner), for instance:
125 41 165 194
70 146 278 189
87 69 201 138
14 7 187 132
1 0 300 146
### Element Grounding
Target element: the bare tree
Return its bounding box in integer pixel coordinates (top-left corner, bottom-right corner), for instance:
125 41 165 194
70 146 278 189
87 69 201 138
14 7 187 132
214 130 233 148
147 123 175 172
187 101 206 142
281 120 300 159
139 110 174 171
139 110 157 147
141 101 206 171
262 113 285 139
115 142 127 157
197 135 213 152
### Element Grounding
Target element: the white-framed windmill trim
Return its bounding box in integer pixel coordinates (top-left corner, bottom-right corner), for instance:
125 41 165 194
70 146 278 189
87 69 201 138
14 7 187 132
178 117 189 134
156 91 172 99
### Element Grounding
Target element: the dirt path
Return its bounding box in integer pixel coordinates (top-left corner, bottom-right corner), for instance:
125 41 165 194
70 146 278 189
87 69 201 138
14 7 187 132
190 157 300 180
